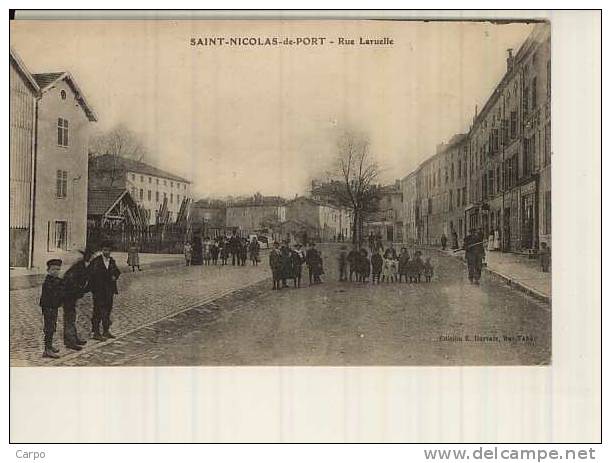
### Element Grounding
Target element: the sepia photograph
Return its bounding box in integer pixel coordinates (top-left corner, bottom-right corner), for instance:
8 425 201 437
9 17 553 368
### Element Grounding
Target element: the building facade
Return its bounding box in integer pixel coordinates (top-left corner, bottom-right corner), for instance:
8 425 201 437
89 154 191 225
363 181 404 243
29 71 97 269
9 48 39 267
400 23 551 252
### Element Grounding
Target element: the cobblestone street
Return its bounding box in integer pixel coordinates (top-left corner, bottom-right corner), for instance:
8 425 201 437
13 245 554 367
10 258 271 366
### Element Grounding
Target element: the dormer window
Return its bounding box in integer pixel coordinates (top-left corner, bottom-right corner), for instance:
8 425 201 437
60 90 67 100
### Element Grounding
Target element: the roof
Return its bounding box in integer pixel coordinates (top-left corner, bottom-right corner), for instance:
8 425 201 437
87 188 129 216
90 154 191 184
32 71 98 122
288 196 346 209
230 195 286 207
9 47 40 95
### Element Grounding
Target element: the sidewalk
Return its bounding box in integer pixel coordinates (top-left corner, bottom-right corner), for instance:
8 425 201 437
439 247 551 303
9 252 184 290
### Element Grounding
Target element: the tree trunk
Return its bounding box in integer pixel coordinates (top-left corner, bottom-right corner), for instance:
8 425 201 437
352 209 359 246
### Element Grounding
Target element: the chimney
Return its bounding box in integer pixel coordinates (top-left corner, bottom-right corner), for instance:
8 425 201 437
506 48 514 71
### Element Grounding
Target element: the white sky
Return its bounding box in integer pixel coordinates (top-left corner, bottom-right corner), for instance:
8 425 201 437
11 19 533 198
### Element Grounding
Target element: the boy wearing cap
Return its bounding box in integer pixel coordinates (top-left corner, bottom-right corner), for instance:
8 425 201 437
39 259 64 358
88 240 121 340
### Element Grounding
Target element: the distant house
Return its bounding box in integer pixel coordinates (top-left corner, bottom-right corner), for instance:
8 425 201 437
363 181 404 243
189 199 227 237
89 154 191 225
285 196 352 242
225 193 287 236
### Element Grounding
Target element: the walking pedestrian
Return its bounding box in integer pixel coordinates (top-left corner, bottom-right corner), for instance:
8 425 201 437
464 229 485 285
89 240 121 340
291 243 304 288
269 241 282 290
62 249 93 350
423 257 434 282
371 248 383 284
279 242 293 288
249 237 260 265
359 248 371 283
451 230 459 250
347 245 360 282
39 259 64 358
398 247 410 283
411 250 424 283
127 242 141 271
540 242 551 272
440 233 448 251
306 243 324 285
338 245 348 282
183 241 193 266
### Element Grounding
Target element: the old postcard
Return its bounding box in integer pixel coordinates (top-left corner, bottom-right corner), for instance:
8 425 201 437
7 11 601 444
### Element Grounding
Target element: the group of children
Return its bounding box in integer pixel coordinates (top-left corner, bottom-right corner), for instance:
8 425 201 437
340 246 434 284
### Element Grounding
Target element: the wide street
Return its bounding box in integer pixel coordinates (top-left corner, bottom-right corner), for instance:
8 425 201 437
9 244 551 367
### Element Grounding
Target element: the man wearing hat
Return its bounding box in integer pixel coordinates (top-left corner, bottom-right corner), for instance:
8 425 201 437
39 258 64 358
88 240 121 340
61 248 93 350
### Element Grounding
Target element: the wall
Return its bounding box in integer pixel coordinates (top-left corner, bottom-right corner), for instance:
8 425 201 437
32 79 91 269
9 60 36 267
226 205 284 233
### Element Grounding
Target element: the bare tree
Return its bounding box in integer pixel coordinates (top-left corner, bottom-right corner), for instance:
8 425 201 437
312 132 381 246
89 124 148 161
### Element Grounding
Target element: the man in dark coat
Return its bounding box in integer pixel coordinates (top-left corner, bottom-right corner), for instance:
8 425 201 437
88 241 121 340
290 244 304 288
229 232 241 266
269 241 282 290
62 249 93 350
279 242 293 288
464 229 485 285
39 259 64 358
441 233 448 250
347 245 360 282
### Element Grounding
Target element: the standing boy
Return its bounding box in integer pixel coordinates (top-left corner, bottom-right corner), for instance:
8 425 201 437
39 259 64 358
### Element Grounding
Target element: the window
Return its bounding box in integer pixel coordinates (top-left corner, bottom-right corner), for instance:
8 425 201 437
462 187 467 206
164 192 167 200
488 169 494 196
171 182 174 188
449 190 453 211
132 174 136 181
184 184 186 190
458 160 462 178
156 179 159 185
510 111 518 139
131 187 136 197
148 190 152 201
170 193 173 204
451 163 454 181
139 189 143 200
164 180 167 186
57 118 69 146
523 84 529 114
53 221 67 250
156 191 159 202
545 123 551 166
496 166 501 193
531 77 537 110
60 90 67 100
177 194 180 204
140 175 144 182
56 170 68 198
149 177 152 183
